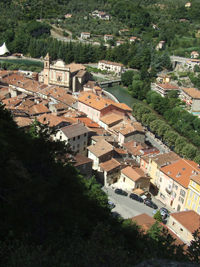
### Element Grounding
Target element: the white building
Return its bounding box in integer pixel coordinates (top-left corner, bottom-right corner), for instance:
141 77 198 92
81 32 90 39
98 60 125 76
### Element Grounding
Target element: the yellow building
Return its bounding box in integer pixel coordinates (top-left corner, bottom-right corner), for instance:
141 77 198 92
145 152 181 195
185 173 200 214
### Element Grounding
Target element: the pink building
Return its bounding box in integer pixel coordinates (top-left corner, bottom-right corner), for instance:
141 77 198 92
78 92 132 123
158 159 199 212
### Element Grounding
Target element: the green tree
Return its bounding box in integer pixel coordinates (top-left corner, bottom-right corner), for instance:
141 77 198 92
150 120 163 134
121 70 134 87
168 90 178 98
163 131 178 147
153 210 163 222
187 229 200 263
157 123 171 138
182 144 197 160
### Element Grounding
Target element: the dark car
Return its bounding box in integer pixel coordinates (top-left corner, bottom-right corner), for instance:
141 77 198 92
144 199 158 209
115 188 128 196
160 207 170 217
129 193 143 203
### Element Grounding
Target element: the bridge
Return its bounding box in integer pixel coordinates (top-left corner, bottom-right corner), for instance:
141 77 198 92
99 79 121 87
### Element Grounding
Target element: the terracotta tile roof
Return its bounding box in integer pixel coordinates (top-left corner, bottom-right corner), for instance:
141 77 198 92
37 113 69 127
78 117 100 128
115 158 140 168
14 116 32 127
124 140 147 156
56 94 76 106
100 113 123 125
78 92 114 110
2 96 22 107
76 70 86 77
121 166 149 181
161 159 199 188
66 63 86 73
157 83 179 89
114 148 127 154
111 121 145 136
87 126 108 136
64 153 93 166
28 103 50 115
148 152 181 167
182 88 200 99
131 213 185 247
170 210 200 233
0 70 13 78
87 139 114 157
99 158 121 172
61 123 89 138
60 110 86 118
83 81 97 89
190 172 200 184
91 135 116 143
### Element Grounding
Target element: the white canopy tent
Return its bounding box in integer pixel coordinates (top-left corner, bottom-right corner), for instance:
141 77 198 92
0 42 10 56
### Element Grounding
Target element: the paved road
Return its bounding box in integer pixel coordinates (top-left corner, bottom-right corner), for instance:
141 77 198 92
170 55 191 63
103 187 160 219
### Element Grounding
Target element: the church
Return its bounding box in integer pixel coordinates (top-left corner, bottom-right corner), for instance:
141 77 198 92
39 53 92 92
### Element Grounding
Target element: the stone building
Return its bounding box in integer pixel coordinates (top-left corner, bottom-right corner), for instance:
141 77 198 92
39 53 92 92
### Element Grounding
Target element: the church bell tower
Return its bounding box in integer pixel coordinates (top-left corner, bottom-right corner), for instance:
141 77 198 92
44 53 51 85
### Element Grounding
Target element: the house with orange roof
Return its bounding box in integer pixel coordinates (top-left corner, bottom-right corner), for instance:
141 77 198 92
118 166 151 192
191 51 199 59
179 87 200 111
54 123 90 156
132 213 186 247
99 158 122 185
0 87 10 100
141 152 181 196
98 60 125 76
14 116 33 131
185 172 200 214
130 36 140 43
87 139 115 170
78 92 132 123
27 102 51 117
122 140 158 163
110 121 146 145
99 113 123 130
156 74 171 84
167 210 200 245
81 32 90 39
154 83 179 97
158 159 199 212
37 113 70 129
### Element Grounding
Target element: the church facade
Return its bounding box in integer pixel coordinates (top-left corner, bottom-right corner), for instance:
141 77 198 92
39 53 92 92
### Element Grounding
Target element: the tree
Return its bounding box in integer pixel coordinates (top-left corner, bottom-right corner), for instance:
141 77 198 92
147 221 162 242
194 64 200 73
153 210 163 222
150 120 163 134
157 123 171 138
187 229 200 263
168 90 178 98
121 70 134 87
163 131 178 147
141 113 156 126
181 144 197 160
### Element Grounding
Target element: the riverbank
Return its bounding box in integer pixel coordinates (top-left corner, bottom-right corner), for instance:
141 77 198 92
0 56 44 62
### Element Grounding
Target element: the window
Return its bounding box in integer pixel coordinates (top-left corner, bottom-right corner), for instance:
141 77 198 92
68 139 70 142
160 193 166 200
77 144 79 148
84 141 86 145
73 137 75 141
78 135 80 139
172 222 176 226
77 150 79 153
73 146 75 150
155 171 159 177
172 191 176 198
192 203 196 210
84 133 86 137
194 194 198 202
141 161 144 166
60 136 62 140
159 177 162 182
84 147 86 150
173 184 178 190
180 228 183 231
149 166 151 172
192 181 196 187
189 191 193 198
187 199 191 206
180 189 186 198
178 196 184 204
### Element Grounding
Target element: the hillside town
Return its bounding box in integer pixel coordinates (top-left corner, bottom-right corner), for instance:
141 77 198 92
1 52 200 248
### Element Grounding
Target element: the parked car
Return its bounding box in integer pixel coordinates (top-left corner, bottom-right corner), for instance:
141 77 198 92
152 207 169 219
114 188 128 196
144 199 158 209
129 193 143 203
108 201 115 209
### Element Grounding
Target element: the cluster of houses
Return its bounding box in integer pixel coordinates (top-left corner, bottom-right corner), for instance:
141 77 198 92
1 55 200 246
152 74 200 111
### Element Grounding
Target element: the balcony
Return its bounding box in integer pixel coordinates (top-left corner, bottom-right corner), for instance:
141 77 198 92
165 187 172 194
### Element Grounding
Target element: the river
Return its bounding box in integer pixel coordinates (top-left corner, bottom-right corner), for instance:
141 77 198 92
104 85 141 108
0 58 44 68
